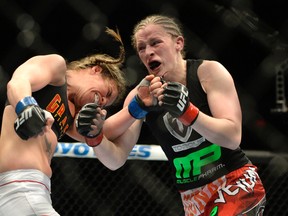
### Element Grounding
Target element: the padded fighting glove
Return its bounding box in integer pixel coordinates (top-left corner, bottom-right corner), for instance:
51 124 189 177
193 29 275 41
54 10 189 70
161 82 199 126
128 78 159 119
128 95 149 119
76 103 104 147
14 96 48 140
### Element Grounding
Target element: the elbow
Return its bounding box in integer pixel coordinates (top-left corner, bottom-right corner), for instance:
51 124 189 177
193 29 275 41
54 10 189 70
6 80 15 94
228 141 241 150
106 160 126 171
226 133 242 150
215 128 241 150
100 152 128 171
6 80 17 104
96 157 126 171
225 123 242 150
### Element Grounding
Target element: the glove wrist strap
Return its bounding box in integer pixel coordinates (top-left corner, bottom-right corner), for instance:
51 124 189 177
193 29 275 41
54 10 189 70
15 96 38 115
178 103 199 126
128 96 148 119
85 131 104 147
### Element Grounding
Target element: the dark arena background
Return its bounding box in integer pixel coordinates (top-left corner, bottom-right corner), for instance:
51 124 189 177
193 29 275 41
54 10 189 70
1 0 288 215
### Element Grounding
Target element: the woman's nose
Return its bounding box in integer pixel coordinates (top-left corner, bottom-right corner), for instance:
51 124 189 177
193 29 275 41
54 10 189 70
146 45 154 56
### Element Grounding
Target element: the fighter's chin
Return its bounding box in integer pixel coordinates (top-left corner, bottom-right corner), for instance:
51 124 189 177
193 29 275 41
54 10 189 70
150 69 163 77
152 71 166 78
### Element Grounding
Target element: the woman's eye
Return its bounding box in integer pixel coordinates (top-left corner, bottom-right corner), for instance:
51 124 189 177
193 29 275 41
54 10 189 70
138 46 145 51
152 40 160 46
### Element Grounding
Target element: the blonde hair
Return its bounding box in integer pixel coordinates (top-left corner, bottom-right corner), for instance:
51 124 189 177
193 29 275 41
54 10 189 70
67 27 126 104
131 14 185 57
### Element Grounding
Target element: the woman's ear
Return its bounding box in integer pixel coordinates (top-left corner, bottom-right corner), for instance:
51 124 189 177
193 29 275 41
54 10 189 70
91 65 102 74
175 36 184 51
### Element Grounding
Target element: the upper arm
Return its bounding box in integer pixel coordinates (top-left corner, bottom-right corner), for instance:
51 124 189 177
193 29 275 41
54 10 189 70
7 54 67 108
199 60 242 123
13 54 67 91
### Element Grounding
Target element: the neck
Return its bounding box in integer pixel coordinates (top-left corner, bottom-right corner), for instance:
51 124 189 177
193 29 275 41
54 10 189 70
167 59 187 84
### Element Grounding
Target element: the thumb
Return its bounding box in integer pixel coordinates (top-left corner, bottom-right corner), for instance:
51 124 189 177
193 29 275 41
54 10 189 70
101 109 107 120
145 74 155 81
43 110 54 128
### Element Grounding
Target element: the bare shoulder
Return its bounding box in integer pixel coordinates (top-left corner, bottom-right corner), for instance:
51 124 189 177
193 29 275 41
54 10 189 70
198 60 235 93
20 54 66 73
35 54 67 85
26 54 65 65
199 60 228 72
198 60 233 81
45 54 66 65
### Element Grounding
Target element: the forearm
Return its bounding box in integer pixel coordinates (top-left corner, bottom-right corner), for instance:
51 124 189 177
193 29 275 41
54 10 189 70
192 112 242 150
92 134 137 170
96 117 142 170
103 106 140 140
68 128 129 170
74 101 142 170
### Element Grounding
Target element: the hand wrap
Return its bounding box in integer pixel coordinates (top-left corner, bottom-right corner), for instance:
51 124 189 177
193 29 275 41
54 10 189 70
128 95 149 119
76 103 104 147
84 132 104 147
14 96 48 140
128 78 160 119
161 82 199 126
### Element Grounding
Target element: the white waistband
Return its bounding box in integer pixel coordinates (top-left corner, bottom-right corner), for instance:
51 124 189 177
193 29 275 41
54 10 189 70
0 169 51 191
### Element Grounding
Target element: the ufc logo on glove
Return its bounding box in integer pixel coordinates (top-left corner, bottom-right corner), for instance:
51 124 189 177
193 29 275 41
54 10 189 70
14 109 33 130
177 86 189 112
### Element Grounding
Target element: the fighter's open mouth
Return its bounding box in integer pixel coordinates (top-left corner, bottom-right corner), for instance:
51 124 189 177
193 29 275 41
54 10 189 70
149 61 160 70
